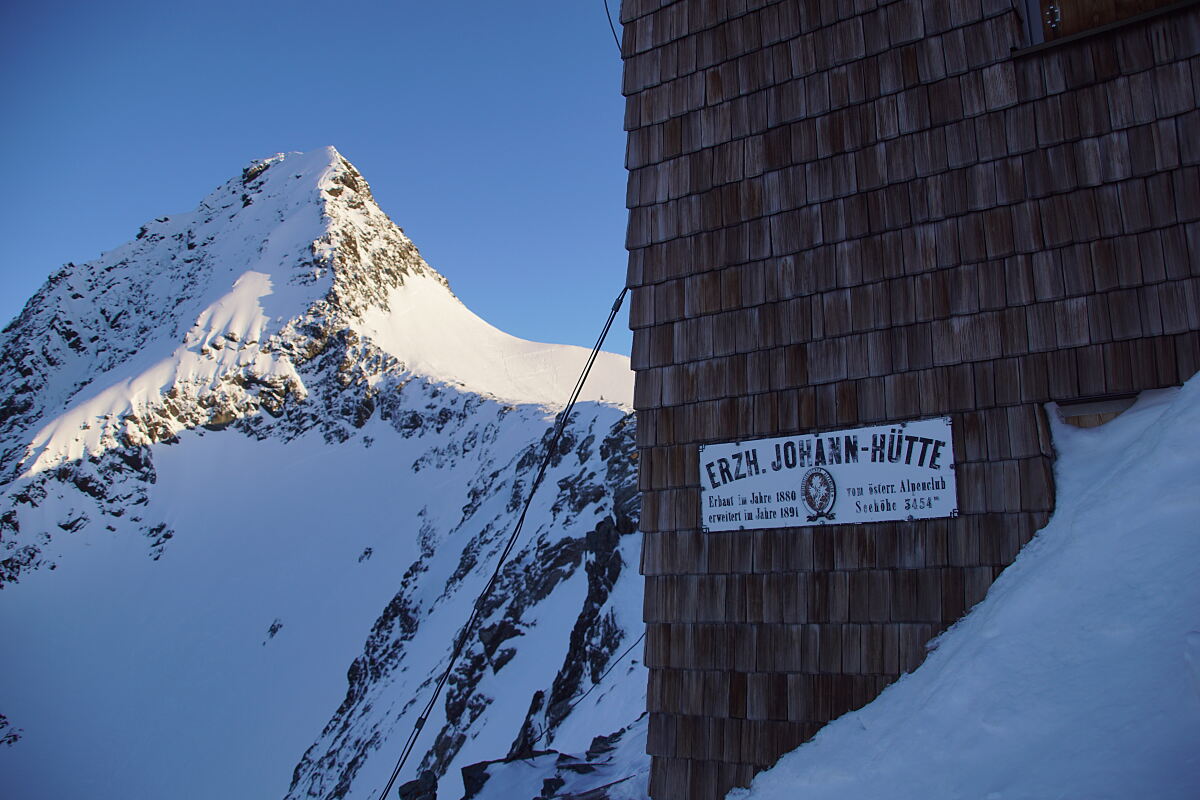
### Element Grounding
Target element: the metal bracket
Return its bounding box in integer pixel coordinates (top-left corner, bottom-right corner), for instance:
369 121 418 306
1044 2 1062 30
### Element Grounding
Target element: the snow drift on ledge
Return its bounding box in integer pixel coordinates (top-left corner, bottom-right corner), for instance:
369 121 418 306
732 378 1200 800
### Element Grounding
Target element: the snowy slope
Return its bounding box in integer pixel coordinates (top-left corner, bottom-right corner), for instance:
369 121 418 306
0 148 646 800
733 380 1200 800
357 272 631 407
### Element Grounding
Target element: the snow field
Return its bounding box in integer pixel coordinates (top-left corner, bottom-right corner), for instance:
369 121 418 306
732 379 1200 800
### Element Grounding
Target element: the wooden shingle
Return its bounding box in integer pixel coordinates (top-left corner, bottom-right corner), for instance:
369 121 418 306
626 3 1200 796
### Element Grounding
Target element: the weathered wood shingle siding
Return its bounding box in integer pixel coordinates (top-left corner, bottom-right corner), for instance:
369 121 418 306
621 1 1200 797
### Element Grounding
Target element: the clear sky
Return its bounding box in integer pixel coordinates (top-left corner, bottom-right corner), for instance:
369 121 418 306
0 0 633 355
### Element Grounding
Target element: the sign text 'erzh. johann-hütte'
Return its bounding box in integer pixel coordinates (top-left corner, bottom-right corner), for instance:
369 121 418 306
699 417 958 531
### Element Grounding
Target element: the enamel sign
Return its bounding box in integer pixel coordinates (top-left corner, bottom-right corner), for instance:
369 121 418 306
699 417 958 531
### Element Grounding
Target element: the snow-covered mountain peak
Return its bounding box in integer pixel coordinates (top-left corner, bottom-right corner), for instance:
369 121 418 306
0 147 630 479
0 148 645 800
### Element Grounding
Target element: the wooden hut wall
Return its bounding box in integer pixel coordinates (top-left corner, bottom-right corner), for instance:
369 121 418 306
619 1 1200 798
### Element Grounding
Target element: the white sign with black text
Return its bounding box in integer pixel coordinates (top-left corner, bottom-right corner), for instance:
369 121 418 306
699 417 958 531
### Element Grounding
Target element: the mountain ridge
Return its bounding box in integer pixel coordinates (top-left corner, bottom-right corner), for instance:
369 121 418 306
0 148 647 800
3 146 629 483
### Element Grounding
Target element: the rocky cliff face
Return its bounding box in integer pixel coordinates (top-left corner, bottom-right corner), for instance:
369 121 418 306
0 148 647 799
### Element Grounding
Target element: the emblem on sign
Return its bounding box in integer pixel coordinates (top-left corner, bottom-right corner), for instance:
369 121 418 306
801 467 836 521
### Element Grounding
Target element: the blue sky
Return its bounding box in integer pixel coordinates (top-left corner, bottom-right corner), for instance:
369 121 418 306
0 1 632 355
